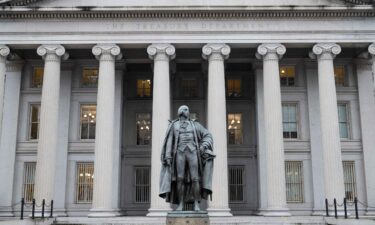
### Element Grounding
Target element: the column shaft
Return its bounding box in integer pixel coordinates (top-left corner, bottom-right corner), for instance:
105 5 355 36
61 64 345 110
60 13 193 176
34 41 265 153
0 60 23 216
34 45 67 204
147 44 174 217
90 44 121 217
256 43 290 216
312 43 345 202
0 46 10 139
203 43 232 217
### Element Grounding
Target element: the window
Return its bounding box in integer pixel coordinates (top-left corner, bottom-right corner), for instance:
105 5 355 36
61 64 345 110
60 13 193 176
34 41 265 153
136 113 152 145
137 79 152 98
29 104 40 140
228 166 245 203
75 162 94 203
227 79 242 98
334 65 346 86
337 103 349 139
134 166 151 203
343 161 357 202
285 161 304 203
280 66 295 86
22 162 36 203
190 112 198 120
181 78 197 98
81 68 98 88
227 113 243 145
282 104 298 139
80 105 96 140
31 67 43 88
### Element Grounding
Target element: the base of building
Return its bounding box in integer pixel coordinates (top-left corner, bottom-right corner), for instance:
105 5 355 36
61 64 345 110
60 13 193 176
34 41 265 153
261 208 291 217
88 208 120 217
206 207 232 217
147 208 172 217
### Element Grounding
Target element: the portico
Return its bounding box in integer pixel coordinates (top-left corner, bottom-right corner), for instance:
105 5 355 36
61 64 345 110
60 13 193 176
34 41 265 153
1 0 375 221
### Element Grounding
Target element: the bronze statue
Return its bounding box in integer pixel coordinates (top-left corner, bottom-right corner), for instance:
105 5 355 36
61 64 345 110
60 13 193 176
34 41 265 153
159 105 215 211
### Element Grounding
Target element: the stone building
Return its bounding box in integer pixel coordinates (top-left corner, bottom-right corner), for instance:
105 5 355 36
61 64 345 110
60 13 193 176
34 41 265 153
0 0 375 224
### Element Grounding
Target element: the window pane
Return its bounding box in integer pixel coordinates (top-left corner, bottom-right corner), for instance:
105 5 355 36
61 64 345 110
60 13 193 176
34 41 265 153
227 79 242 97
282 104 298 139
75 162 94 203
343 161 357 202
23 162 36 203
229 166 245 203
80 105 96 140
227 113 243 144
285 161 304 203
337 104 349 138
81 68 98 88
136 113 152 145
280 66 295 86
134 166 151 203
31 67 43 88
137 79 152 97
29 105 40 140
334 66 345 86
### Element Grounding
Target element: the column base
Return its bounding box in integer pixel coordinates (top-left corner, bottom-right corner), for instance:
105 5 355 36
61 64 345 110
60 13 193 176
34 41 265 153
88 208 120 217
262 208 291 217
366 208 375 216
312 209 326 216
207 208 232 217
0 210 14 217
147 208 171 217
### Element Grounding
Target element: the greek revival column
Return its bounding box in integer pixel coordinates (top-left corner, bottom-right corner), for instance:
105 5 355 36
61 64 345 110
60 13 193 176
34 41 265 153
89 44 122 217
357 44 375 215
256 43 290 216
34 45 68 205
312 43 345 204
202 44 232 217
147 44 175 217
0 59 23 217
0 45 9 138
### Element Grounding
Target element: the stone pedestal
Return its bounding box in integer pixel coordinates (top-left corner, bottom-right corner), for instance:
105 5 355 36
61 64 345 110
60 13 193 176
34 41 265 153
167 211 209 225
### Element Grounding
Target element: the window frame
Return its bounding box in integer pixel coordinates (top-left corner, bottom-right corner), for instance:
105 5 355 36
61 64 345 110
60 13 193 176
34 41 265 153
279 65 297 87
228 165 246 203
342 161 357 202
337 102 351 140
226 77 242 98
133 166 151 204
180 77 198 98
75 161 94 204
227 112 244 145
282 102 300 140
135 112 152 146
285 160 304 203
79 103 97 141
334 64 347 87
27 103 41 141
80 67 99 88
22 162 36 203
30 66 44 89
136 79 152 98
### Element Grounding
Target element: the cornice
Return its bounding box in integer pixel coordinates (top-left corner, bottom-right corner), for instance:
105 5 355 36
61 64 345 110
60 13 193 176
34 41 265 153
1 6 375 19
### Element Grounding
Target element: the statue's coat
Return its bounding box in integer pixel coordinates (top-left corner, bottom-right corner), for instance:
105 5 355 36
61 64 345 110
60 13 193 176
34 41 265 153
159 119 215 204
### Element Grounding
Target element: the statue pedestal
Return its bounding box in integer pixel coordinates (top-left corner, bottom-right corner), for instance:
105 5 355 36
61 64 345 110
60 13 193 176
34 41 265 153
167 211 209 225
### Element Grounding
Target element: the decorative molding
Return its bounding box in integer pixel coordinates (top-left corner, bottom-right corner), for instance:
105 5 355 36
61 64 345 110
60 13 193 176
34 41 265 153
37 44 69 61
6 60 24 72
256 43 286 61
92 44 122 61
0 45 10 58
369 43 375 57
147 44 175 61
202 43 231 61
1 8 375 20
0 0 41 6
312 43 341 60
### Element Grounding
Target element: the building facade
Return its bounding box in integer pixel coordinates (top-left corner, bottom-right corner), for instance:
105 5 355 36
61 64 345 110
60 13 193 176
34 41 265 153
0 0 375 221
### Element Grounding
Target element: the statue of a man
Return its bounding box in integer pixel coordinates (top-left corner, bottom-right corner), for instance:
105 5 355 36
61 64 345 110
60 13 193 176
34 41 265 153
159 105 215 211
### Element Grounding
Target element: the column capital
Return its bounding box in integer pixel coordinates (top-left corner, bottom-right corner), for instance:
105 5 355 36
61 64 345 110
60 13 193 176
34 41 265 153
147 44 175 61
0 45 10 58
6 61 24 72
256 43 286 61
92 44 122 61
369 43 375 57
311 43 341 60
37 44 69 62
202 43 230 61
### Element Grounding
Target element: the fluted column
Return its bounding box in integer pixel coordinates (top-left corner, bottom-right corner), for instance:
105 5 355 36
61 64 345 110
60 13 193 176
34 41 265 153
147 44 174 217
202 43 232 217
34 45 68 205
89 44 122 217
369 43 375 93
256 43 290 216
0 59 23 217
311 43 345 203
0 45 9 139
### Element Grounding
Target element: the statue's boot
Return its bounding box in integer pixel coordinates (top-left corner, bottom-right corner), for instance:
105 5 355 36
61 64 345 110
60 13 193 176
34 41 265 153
176 180 184 211
194 200 200 211
193 181 200 211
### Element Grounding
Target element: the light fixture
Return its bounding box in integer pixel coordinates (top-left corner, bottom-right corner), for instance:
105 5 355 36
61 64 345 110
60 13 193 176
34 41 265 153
83 114 87 118
281 69 285 73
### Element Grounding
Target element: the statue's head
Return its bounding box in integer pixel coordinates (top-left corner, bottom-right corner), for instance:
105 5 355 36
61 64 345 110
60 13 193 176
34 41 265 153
177 105 190 119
